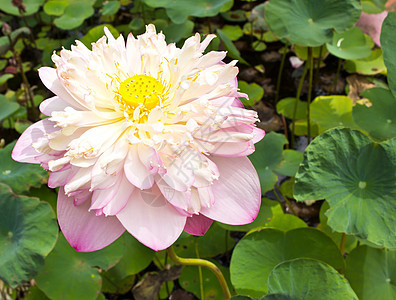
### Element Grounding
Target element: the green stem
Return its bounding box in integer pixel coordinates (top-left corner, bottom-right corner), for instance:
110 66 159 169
275 42 289 103
167 246 231 299
340 233 347 254
307 47 314 143
313 45 323 91
291 61 309 148
194 237 204 300
330 58 342 93
275 184 297 216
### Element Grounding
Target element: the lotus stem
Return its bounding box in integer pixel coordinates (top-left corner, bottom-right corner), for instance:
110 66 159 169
194 237 205 299
167 246 231 299
340 233 347 255
291 61 309 148
307 47 314 143
275 42 289 103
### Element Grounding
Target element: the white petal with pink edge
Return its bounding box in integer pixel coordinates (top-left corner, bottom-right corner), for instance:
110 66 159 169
200 156 261 225
116 185 187 251
57 188 125 252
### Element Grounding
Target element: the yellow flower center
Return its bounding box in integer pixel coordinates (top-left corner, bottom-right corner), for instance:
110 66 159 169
119 74 164 110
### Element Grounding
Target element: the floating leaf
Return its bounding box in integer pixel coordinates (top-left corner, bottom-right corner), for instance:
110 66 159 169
239 81 264 106
249 132 288 193
221 25 244 41
273 149 304 177
163 20 194 43
36 234 124 300
0 183 58 287
0 0 45 16
294 128 396 249
345 246 396 300
265 0 361 46
265 213 307 231
100 0 120 15
276 97 307 120
54 2 94 30
353 87 396 141
310 95 358 134
267 259 358 299
326 27 373 60
230 227 345 296
43 0 69 16
0 141 48 194
142 0 233 24
344 48 386 75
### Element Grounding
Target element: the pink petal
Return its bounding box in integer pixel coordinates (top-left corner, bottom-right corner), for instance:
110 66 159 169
184 214 213 236
200 156 261 225
39 96 71 116
124 146 154 189
116 185 187 251
356 11 387 46
102 174 134 216
57 188 125 252
252 127 265 144
48 166 71 188
38 67 88 110
12 119 57 163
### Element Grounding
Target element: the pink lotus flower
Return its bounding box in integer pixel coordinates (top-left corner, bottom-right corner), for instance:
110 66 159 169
12 25 264 252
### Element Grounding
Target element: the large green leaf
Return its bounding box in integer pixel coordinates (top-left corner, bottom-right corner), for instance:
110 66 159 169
319 201 358 254
174 223 235 258
294 128 396 249
0 141 48 194
0 0 45 15
361 0 387 13
103 233 154 278
230 227 345 297
276 97 307 120
344 48 386 75
273 149 304 177
353 88 396 141
326 27 373 60
142 0 233 24
345 246 396 300
36 234 124 300
249 132 288 193
0 184 58 288
265 0 361 46
0 94 20 121
266 259 358 300
310 96 358 134
381 12 396 97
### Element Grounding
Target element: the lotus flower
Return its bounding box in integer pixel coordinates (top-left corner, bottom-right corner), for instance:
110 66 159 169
12 25 264 251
